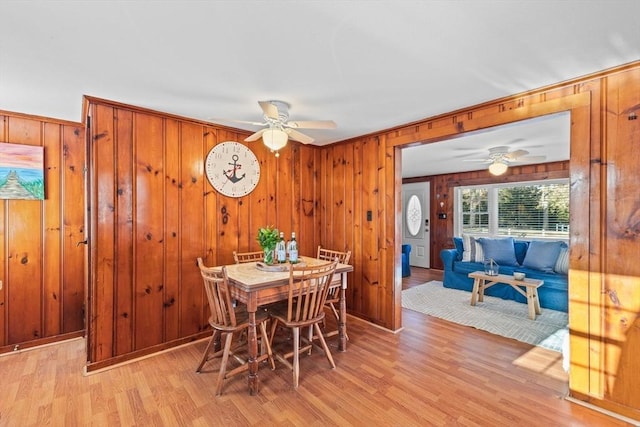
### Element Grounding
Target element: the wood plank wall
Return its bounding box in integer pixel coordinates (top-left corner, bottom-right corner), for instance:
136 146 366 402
84 97 321 369
0 111 85 353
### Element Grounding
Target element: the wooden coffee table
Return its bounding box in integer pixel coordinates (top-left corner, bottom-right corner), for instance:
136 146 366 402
468 271 543 320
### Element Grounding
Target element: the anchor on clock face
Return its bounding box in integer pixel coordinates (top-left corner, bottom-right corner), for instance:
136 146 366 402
223 154 246 184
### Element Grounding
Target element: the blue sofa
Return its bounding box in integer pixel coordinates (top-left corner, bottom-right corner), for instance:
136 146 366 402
440 237 568 312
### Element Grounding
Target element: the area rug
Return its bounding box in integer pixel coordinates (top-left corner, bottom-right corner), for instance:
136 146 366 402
402 281 568 353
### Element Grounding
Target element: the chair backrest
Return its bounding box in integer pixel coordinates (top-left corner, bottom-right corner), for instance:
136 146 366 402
197 258 236 327
285 261 337 324
317 246 351 265
233 250 264 264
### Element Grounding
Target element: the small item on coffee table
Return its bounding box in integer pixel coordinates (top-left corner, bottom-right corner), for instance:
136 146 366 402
513 272 525 280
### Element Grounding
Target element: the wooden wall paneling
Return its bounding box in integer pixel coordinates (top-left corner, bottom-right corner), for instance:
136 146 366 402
239 138 268 254
61 124 85 333
90 104 116 361
114 108 134 355
602 68 640 413
319 146 331 245
275 144 293 240
342 143 356 305
331 143 346 255
179 122 206 337
383 141 398 329
42 122 62 337
214 131 241 266
349 141 363 313
375 136 388 325
0 112 84 351
201 127 217 263
235 139 254 257
290 144 301 251
133 113 165 350
163 118 180 342
7 118 43 344
360 137 380 321
297 145 316 255
568 103 602 402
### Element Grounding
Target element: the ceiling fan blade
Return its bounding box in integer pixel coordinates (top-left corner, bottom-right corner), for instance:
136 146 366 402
512 155 547 163
285 120 337 129
285 128 314 144
244 128 267 142
462 158 492 163
211 118 266 126
504 149 529 160
258 101 280 120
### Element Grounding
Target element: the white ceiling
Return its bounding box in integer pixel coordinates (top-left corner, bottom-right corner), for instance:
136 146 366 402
1 1 638 175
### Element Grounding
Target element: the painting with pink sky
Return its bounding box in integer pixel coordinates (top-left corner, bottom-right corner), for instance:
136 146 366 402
0 142 44 200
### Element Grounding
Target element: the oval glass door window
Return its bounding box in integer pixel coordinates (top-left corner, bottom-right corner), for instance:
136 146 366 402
406 194 422 236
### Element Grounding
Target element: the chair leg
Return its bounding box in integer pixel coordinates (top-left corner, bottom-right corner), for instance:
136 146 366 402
314 323 336 369
307 325 314 355
329 302 349 340
215 332 234 396
259 321 276 370
196 330 218 373
292 326 300 388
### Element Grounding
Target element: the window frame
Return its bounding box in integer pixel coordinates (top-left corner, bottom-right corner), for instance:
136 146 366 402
454 178 570 242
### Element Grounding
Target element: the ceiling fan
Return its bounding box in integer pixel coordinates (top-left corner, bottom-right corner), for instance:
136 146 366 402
218 100 336 156
464 146 546 175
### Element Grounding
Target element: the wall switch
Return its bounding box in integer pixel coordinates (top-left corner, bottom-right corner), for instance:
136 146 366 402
367 210 372 221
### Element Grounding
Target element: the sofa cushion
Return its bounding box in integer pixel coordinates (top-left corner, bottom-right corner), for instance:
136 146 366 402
522 240 565 273
461 234 484 262
514 240 529 265
477 237 518 266
453 237 464 259
554 246 569 274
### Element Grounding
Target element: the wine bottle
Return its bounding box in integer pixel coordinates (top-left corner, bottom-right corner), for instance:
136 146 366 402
288 232 298 263
276 231 287 263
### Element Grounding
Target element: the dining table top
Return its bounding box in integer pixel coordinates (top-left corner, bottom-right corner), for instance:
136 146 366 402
223 256 353 291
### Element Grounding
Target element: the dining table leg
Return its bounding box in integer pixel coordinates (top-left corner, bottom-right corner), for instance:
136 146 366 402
338 272 347 352
247 308 259 395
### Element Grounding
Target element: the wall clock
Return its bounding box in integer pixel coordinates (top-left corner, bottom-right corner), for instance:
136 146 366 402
205 141 260 197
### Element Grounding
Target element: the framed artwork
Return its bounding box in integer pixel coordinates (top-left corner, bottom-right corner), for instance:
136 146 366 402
0 142 45 200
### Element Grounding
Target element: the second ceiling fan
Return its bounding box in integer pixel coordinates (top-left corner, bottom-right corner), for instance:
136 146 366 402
464 145 546 175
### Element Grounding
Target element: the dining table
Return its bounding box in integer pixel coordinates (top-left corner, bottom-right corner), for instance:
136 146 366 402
224 255 354 395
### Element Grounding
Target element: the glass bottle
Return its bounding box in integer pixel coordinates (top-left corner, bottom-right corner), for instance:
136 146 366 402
287 232 299 263
276 231 287 263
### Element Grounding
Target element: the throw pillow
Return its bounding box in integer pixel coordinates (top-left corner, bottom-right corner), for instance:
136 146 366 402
522 240 564 273
554 246 569 274
461 234 484 262
477 237 518 266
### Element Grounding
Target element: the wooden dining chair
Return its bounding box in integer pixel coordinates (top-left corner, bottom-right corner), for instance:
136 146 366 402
317 246 352 340
268 260 338 388
196 257 275 395
233 250 264 264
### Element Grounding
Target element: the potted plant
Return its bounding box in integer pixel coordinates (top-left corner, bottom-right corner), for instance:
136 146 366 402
257 226 279 265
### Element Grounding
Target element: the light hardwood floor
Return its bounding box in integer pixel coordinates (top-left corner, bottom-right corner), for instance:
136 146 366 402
0 268 632 426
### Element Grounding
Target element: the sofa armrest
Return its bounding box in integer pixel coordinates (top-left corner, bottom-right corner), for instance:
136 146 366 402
440 249 459 271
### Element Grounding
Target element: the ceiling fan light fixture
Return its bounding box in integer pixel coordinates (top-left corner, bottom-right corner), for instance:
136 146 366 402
262 128 288 152
488 160 508 176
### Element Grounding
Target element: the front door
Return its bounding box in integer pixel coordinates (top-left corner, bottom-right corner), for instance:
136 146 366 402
402 182 430 268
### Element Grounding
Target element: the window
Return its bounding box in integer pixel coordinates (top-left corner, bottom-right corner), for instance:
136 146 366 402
455 179 569 240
